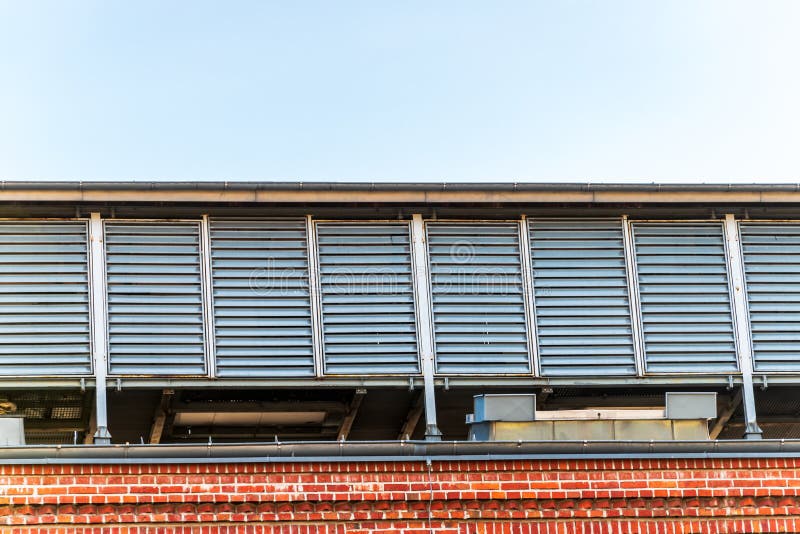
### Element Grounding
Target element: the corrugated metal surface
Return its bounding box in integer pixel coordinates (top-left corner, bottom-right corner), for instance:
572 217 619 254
209 219 314 377
0 222 91 375
740 223 800 372
317 223 420 374
105 222 206 375
529 219 636 376
632 223 738 373
427 223 530 374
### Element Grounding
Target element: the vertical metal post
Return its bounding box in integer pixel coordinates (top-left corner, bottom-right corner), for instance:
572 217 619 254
200 215 217 378
723 214 762 439
518 216 540 376
89 213 111 444
411 214 442 440
621 216 647 376
306 216 325 377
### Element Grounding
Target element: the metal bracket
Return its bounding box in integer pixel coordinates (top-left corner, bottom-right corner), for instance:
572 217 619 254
727 375 734 390
408 377 414 392
443 377 449 391
80 378 86 393
761 375 768 391
116 378 122 392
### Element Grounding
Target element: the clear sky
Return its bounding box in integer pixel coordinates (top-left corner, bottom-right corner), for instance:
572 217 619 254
0 1 798 183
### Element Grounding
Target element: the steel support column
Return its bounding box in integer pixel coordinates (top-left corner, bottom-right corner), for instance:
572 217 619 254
518 216 540 376
411 214 442 440
306 216 325 377
723 214 762 440
622 216 647 376
200 215 217 378
89 213 112 444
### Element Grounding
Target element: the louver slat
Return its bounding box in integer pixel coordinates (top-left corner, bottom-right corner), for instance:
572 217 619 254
0 222 91 375
632 223 738 373
428 223 530 374
529 219 636 376
317 223 419 374
740 223 800 372
106 223 206 375
210 219 314 377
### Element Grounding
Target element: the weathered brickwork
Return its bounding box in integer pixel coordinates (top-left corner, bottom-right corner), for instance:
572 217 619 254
1 457 799 532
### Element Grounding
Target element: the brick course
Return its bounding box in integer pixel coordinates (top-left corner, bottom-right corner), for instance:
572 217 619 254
1 457 799 532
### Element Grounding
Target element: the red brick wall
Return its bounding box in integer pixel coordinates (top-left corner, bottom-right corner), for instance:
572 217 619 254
1 457 799 532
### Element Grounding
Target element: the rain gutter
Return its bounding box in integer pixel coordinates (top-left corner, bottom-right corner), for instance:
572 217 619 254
2 440 800 464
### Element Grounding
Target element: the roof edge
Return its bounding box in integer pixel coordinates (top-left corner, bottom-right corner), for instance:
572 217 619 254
0 181 798 204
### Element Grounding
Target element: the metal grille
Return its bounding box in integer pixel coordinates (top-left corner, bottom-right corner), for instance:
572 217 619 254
427 223 530 374
210 219 314 377
105 222 206 375
317 223 420 374
529 219 636 376
740 223 800 372
632 223 738 373
0 222 91 375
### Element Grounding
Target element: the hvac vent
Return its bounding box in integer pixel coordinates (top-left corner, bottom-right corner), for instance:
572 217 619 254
0 222 92 376
632 223 738 373
210 219 315 377
740 223 800 372
105 222 207 375
427 223 531 374
317 223 420 374
529 219 636 376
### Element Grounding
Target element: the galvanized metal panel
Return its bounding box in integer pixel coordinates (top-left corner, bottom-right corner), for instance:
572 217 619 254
0 222 91 375
317 223 420 374
740 223 800 372
209 219 314 377
427 223 530 374
105 222 206 375
632 223 738 373
529 219 636 376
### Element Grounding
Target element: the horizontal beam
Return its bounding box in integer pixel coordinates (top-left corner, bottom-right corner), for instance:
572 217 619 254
0 375 768 389
2 374 800 390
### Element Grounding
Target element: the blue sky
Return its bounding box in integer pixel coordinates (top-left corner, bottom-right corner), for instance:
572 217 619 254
0 1 798 183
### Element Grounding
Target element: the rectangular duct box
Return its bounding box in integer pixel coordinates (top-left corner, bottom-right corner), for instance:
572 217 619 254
0 417 25 446
472 394 536 423
665 392 717 420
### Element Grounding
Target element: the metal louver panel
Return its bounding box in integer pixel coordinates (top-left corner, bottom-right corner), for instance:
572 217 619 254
428 223 530 374
105 222 206 375
529 219 636 376
210 219 314 377
632 223 738 373
317 223 419 374
740 223 800 372
0 222 91 375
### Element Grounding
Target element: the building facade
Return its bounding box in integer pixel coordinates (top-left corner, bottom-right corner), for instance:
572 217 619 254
2 182 800 531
